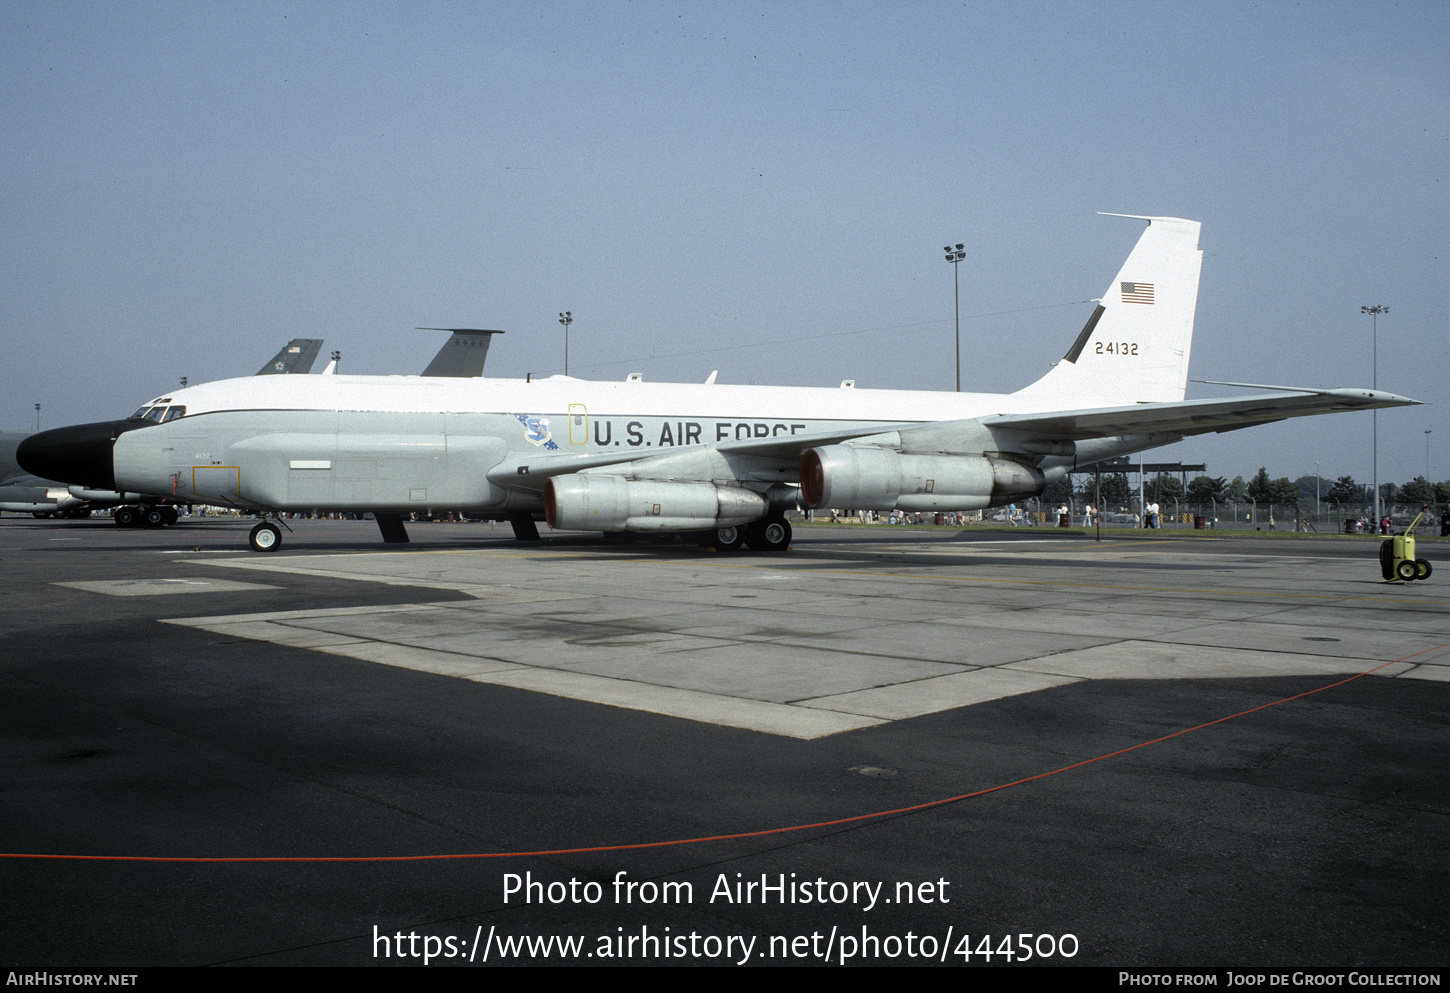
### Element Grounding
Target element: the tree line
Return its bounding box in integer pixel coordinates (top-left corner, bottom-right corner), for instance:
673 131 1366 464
1044 469 1449 513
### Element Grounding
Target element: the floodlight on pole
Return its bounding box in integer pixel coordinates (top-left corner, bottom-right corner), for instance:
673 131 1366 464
1362 305 1387 523
943 244 965 392
34 403 40 430
558 311 573 376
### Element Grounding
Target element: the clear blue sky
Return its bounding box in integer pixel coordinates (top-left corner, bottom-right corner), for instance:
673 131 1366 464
4 1 1445 486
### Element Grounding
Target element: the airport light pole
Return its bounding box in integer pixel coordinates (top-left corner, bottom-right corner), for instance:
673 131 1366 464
34 403 40 430
944 244 965 392
1362 305 1387 524
180 376 187 389
559 311 573 376
331 350 341 373
1427 430 1433 481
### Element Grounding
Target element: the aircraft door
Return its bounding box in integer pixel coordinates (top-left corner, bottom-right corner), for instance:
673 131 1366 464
568 404 588 445
192 466 241 503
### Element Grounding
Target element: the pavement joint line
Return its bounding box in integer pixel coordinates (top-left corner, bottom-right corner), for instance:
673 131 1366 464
1136 633 1450 663
187 549 1450 606
685 564 1450 605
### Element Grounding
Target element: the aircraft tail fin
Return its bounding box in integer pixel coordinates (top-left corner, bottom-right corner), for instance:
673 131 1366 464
255 339 324 376
1015 215 1202 406
418 329 504 377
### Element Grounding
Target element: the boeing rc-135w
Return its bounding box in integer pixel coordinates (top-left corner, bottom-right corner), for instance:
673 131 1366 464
19 216 1418 552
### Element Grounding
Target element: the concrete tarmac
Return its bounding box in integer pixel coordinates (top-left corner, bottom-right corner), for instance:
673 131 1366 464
2 515 1447 967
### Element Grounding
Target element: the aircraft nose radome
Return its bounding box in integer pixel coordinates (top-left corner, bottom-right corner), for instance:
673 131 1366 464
16 420 141 489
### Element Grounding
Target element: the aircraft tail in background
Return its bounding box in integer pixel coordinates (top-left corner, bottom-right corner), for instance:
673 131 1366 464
255 339 324 376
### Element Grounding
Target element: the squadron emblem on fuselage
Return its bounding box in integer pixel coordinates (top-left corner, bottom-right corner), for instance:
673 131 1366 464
516 414 560 450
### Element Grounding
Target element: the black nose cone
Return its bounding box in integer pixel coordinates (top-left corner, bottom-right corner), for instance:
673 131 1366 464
17 420 149 489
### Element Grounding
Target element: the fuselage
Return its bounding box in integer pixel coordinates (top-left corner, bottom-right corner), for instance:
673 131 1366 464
98 373 1073 515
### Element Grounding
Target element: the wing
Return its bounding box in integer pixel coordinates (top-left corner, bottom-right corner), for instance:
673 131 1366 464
979 387 1419 441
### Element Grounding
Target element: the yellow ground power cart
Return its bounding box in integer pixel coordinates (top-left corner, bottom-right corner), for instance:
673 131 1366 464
1379 505 1433 582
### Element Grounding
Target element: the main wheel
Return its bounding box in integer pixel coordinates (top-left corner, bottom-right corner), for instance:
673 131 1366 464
1396 559 1418 581
114 506 140 527
746 517 792 552
706 525 747 551
1415 558 1432 580
249 521 282 552
144 507 166 527
31 511 51 519
160 506 178 525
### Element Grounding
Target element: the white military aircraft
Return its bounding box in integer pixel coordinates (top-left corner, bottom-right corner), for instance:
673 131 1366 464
18 215 1418 552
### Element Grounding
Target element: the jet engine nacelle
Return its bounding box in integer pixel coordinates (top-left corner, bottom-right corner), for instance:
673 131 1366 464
799 446 1045 510
544 475 768 532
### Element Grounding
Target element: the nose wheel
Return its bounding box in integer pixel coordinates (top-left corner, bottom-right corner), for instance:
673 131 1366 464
249 521 282 552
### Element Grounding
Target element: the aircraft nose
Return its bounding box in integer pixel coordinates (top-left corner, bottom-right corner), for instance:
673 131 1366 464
17 420 149 489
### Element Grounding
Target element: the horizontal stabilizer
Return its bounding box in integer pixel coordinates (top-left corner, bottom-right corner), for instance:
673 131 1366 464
1193 379 1342 394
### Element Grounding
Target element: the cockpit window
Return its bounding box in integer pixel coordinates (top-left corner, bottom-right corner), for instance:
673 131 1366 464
130 403 185 422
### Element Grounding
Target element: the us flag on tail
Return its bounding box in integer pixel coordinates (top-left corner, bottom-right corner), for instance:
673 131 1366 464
1121 281 1154 304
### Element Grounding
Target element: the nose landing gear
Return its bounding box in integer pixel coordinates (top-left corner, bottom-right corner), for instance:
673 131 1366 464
249 520 283 552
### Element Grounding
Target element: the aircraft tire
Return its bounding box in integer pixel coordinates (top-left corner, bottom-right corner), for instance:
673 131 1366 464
747 517 792 552
249 522 282 553
160 506 178 525
114 506 140 528
144 507 167 527
32 511 52 519
708 525 746 552
1396 559 1417 581
1415 558 1432 580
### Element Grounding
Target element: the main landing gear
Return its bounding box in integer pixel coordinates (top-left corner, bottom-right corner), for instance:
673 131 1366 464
703 516 792 552
747 517 792 552
114 505 177 527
